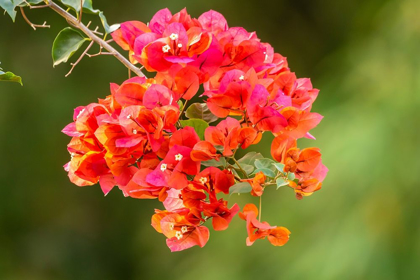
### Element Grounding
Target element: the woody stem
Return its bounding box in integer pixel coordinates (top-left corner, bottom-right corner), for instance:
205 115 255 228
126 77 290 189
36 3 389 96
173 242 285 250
231 157 249 179
44 0 145 77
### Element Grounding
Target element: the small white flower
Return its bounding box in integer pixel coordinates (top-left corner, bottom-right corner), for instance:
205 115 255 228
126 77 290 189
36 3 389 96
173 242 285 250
199 177 208 184
126 114 131 119
177 43 183 48
175 154 183 161
132 129 137 135
160 163 167 171
181 226 188 233
162 45 171 53
169 33 179 40
175 231 183 240
239 75 245 81
170 223 175 230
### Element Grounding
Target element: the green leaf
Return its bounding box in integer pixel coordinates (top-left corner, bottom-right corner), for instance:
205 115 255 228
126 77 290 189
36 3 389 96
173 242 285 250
273 162 285 172
99 11 120 34
0 70 22 85
52 27 89 66
232 163 254 176
60 0 98 13
185 103 218 123
237 152 264 166
60 0 81 12
201 157 226 167
255 158 276 170
276 177 289 189
229 182 252 195
253 168 276 178
82 0 100 14
26 0 44 4
287 172 296 181
177 99 184 111
180 119 209 140
0 0 17 21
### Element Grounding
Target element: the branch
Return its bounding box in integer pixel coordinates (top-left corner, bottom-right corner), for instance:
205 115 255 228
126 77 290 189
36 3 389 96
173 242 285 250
65 40 94 77
46 0 145 77
20 7 50 30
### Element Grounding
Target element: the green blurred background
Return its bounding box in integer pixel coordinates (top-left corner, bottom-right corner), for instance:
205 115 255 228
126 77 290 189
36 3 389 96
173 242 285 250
1 0 419 279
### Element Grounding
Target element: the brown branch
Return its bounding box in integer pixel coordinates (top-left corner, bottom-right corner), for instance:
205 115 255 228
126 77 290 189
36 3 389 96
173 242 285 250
20 7 50 30
65 40 94 77
29 4 51 9
78 0 82 23
91 26 103 36
46 0 145 77
87 52 114 57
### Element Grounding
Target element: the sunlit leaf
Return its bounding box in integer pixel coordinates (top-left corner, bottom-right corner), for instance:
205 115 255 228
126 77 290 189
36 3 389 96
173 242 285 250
287 172 295 181
276 177 288 189
0 69 22 85
254 158 276 173
273 162 285 172
60 0 99 13
201 157 226 167
82 0 100 14
185 103 218 123
237 152 264 166
99 11 120 34
253 167 276 178
0 0 17 21
52 27 89 66
233 163 254 175
229 182 252 195
180 119 209 140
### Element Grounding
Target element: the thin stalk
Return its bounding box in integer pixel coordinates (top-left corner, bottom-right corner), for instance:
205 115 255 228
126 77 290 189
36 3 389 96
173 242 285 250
231 157 249 179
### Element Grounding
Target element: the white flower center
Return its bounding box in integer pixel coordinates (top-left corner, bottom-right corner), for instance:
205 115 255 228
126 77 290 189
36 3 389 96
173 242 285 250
181 226 188 233
175 231 183 240
169 33 179 40
162 45 171 53
199 177 208 184
239 75 245 81
175 154 183 161
160 163 167 171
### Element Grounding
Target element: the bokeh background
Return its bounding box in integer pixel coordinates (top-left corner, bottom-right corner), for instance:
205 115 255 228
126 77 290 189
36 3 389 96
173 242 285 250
1 0 420 279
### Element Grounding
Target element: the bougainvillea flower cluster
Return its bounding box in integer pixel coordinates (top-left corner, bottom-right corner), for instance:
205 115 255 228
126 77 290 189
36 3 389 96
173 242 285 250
63 8 328 252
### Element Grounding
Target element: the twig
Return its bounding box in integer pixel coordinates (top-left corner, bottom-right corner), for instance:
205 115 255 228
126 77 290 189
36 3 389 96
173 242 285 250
78 0 82 23
259 196 262 221
87 52 114 57
20 7 50 30
91 26 103 36
46 0 145 77
231 157 249 179
29 4 51 9
65 40 94 77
